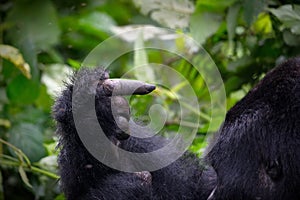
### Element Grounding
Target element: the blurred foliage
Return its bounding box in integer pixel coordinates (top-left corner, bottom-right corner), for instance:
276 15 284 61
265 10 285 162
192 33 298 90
0 0 300 199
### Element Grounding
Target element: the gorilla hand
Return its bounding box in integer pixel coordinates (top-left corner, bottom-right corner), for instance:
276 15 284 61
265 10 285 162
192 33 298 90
54 67 156 142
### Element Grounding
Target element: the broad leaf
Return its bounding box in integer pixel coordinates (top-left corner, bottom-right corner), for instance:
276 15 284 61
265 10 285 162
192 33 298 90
283 30 300 46
6 0 60 51
8 123 47 162
133 0 194 28
0 44 31 79
270 5 300 35
6 0 60 78
78 11 116 38
35 84 54 113
190 12 222 44
6 75 40 104
252 13 273 34
243 0 267 25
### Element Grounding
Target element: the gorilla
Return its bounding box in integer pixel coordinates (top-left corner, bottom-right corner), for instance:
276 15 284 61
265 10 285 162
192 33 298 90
53 57 300 200
207 58 300 199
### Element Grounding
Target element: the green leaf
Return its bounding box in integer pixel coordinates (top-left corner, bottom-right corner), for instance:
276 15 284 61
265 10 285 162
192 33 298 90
227 89 247 109
226 4 241 56
225 76 243 94
243 0 267 25
283 30 300 46
0 44 31 79
190 135 205 149
270 5 300 22
133 0 194 28
35 84 54 113
78 11 116 38
67 58 81 69
13 107 48 126
134 31 148 66
227 4 241 41
0 119 11 128
61 31 100 50
252 12 273 34
6 75 40 104
190 12 222 44
98 2 133 24
133 31 155 82
227 56 254 71
6 0 60 51
54 194 66 200
270 5 300 35
18 166 32 188
8 123 47 162
130 95 155 118
197 0 238 12
6 0 60 79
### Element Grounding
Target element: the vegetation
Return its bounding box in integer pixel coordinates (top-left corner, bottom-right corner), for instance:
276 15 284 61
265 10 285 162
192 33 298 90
0 0 300 199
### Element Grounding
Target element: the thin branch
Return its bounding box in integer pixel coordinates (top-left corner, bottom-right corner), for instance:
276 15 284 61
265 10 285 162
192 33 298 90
0 159 59 179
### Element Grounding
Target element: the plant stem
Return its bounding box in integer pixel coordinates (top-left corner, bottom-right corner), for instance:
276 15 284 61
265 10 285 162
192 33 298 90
0 159 59 179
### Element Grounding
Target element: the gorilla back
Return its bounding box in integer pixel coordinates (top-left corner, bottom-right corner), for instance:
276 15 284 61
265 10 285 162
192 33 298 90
206 57 300 200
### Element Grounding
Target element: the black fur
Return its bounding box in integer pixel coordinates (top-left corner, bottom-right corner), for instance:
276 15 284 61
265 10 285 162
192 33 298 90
206 57 300 199
53 67 216 200
54 57 300 200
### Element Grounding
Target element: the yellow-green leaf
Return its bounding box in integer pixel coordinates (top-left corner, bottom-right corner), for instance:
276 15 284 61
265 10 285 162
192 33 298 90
253 12 273 34
0 118 11 128
0 44 31 79
18 166 32 188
